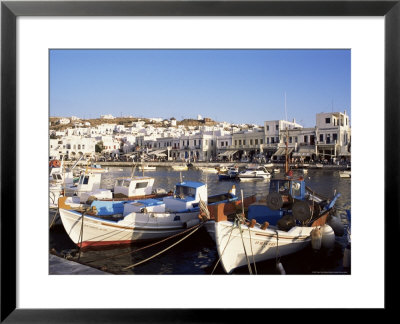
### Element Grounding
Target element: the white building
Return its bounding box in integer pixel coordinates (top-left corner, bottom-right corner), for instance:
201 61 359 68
56 118 70 125
315 110 351 162
49 136 96 160
100 114 116 120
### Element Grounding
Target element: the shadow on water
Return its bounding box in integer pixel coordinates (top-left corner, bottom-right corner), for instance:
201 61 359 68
50 167 351 275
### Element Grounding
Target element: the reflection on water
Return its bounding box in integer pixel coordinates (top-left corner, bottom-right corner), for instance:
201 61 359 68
50 166 351 275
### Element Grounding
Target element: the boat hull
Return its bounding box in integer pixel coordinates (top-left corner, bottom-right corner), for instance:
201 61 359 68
59 208 200 248
215 221 312 273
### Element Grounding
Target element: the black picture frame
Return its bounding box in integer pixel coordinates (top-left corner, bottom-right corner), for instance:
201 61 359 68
1 0 397 321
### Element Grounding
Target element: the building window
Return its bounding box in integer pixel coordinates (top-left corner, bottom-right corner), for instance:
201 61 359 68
333 133 337 142
295 137 298 143
250 139 253 145
276 125 279 131
194 140 196 146
82 145 85 149
225 141 228 146
304 135 308 143
267 138 269 144
221 141 224 147
319 134 324 142
239 140 242 145
243 140 246 145
276 137 279 143
255 139 258 145
260 139 263 144
326 134 331 144
271 137 274 144
211 140 214 146
289 137 292 143
325 118 331 124
267 125 269 131
234 140 237 146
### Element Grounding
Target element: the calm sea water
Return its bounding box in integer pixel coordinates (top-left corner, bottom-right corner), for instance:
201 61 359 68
49 166 351 275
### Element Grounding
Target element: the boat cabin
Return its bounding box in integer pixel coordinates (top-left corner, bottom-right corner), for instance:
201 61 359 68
113 176 155 197
75 172 102 193
163 181 208 212
248 176 306 226
268 176 306 200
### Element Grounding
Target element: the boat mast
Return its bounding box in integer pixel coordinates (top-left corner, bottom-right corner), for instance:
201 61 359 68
285 126 290 175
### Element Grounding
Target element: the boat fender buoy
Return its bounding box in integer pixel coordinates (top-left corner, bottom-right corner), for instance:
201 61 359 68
321 224 335 250
140 207 148 213
327 215 345 236
311 226 322 250
261 221 269 230
276 262 286 275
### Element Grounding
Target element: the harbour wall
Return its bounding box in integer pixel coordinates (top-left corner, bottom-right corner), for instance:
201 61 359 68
65 161 350 170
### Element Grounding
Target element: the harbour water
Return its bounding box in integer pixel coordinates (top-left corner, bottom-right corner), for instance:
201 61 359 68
49 166 351 275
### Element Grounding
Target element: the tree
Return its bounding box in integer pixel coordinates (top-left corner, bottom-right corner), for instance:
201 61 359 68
95 141 104 153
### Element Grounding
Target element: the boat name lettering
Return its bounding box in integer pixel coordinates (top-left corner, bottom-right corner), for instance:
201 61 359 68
254 240 276 247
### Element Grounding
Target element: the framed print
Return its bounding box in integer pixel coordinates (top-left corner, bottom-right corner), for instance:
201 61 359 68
1 0 398 321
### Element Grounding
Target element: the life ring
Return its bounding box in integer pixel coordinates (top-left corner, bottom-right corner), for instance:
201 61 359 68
49 159 61 168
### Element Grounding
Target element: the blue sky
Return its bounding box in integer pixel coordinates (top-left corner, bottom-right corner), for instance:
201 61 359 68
50 49 350 127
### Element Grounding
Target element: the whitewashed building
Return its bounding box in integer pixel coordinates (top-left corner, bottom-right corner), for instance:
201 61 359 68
49 136 96 160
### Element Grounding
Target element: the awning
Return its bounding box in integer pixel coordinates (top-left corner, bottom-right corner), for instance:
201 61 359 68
218 150 237 157
273 147 293 156
148 149 167 157
292 152 312 157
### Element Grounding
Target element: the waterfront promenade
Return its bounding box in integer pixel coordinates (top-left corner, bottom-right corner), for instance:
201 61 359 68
65 160 350 170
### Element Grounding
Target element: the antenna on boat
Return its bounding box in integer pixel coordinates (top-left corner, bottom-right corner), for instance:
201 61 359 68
180 171 183 183
131 162 137 179
285 127 292 176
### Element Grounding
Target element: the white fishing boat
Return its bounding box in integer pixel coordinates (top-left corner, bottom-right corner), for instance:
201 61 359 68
218 166 239 180
58 181 209 248
171 164 188 171
264 163 274 168
60 174 171 207
238 166 271 180
198 166 218 173
211 176 340 273
139 164 156 171
273 168 280 173
315 163 323 168
339 170 351 178
78 164 109 173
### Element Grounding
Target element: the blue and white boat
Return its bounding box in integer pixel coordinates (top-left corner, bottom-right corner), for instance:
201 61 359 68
213 173 341 273
218 166 239 180
58 181 239 248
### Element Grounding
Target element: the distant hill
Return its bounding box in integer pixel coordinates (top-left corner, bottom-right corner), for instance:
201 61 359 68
49 116 218 131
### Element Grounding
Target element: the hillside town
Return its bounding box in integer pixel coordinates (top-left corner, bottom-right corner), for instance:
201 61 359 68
49 111 351 165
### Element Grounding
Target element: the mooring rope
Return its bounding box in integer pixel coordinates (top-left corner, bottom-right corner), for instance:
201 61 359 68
238 217 253 275
275 230 281 265
211 221 236 275
77 210 86 261
248 226 258 275
49 208 59 229
122 221 205 271
85 222 203 264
